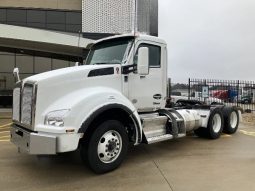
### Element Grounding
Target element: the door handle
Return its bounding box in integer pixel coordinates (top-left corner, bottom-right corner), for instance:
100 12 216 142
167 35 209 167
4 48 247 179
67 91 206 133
140 76 146 79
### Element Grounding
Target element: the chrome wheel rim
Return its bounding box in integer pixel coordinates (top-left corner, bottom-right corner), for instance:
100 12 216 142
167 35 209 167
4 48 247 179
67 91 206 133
97 130 122 163
230 111 238 128
212 114 221 133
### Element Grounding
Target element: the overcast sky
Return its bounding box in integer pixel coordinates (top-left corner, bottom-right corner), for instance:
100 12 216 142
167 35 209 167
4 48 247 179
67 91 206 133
158 0 255 83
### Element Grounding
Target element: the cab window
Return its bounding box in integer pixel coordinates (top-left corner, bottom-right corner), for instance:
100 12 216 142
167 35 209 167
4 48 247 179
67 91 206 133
134 44 161 68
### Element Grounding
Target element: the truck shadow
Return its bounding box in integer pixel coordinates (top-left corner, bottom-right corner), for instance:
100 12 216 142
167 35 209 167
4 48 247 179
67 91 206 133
13 135 219 184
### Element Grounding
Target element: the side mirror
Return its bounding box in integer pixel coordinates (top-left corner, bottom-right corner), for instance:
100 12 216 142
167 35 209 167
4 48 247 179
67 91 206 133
13 68 20 83
137 47 149 75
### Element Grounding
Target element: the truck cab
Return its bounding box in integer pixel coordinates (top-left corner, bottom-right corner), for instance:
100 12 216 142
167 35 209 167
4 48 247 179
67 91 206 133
85 34 168 111
10 34 240 174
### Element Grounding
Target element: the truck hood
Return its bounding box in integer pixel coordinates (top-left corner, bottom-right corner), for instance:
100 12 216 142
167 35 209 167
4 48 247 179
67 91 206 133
22 64 123 126
24 64 119 83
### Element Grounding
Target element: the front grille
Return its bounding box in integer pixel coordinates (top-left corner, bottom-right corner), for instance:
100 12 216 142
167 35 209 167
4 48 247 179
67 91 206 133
21 84 34 126
12 82 36 130
12 86 21 122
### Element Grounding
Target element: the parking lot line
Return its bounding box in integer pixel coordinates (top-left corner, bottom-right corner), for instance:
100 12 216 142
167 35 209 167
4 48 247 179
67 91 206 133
0 139 9 142
0 116 12 119
0 123 12 128
0 128 10 132
221 134 232 138
240 130 255 137
0 131 10 134
0 135 10 139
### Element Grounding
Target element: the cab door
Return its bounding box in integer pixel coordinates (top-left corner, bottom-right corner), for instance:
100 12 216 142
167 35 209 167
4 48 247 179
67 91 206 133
127 41 166 112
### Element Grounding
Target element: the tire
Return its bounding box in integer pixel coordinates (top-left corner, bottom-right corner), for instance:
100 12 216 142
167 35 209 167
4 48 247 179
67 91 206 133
206 108 224 139
80 120 129 174
222 107 239 134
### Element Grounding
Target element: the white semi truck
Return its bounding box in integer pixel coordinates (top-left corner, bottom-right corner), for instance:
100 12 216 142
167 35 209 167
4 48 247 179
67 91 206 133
11 34 240 173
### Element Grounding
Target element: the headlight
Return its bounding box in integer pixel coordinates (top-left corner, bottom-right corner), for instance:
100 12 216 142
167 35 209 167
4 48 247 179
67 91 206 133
45 109 70 127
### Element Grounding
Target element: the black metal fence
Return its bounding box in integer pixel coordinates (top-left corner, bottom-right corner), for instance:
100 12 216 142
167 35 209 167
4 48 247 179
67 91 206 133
188 79 255 112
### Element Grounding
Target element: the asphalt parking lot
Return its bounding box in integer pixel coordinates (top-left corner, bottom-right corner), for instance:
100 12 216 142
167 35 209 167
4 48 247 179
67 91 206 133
1 114 255 191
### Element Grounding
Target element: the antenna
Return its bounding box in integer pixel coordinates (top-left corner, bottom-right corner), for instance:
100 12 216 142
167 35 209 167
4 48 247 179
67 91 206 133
77 30 82 65
134 0 137 36
132 0 137 64
78 30 81 47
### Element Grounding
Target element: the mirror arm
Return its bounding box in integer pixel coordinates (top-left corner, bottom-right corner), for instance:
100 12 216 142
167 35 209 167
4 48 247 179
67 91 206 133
122 64 137 74
13 68 21 83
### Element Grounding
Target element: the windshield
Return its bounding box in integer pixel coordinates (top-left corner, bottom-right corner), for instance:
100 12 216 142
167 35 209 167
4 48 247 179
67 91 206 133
86 37 134 65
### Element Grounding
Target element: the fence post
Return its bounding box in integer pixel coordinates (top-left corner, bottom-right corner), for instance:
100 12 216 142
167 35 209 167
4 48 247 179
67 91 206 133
237 80 240 107
204 79 207 103
167 78 171 98
188 78 191 100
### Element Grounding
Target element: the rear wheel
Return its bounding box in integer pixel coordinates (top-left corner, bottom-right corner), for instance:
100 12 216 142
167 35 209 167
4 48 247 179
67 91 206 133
223 107 239 134
206 108 224 139
80 120 129 174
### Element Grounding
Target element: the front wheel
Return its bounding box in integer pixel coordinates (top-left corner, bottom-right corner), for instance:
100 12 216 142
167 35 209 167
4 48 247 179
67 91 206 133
80 120 129 174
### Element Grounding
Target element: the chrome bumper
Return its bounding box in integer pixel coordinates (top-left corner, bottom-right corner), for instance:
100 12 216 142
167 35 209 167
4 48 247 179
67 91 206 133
10 124 57 155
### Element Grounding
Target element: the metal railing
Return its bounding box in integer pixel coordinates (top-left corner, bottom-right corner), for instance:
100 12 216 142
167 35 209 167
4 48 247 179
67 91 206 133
188 79 255 112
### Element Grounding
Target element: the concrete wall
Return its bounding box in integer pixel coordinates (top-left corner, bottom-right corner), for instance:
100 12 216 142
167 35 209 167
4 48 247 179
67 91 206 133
0 0 82 10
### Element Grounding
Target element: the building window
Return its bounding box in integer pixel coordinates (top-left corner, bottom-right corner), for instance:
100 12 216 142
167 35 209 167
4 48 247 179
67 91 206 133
16 55 34 73
47 11 65 24
7 9 26 23
0 49 80 108
0 8 82 33
52 59 69 70
34 57 52 73
27 10 46 23
0 9 6 22
66 12 81 25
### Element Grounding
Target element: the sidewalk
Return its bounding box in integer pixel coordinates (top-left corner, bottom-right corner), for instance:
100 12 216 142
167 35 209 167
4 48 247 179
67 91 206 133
242 113 255 126
0 110 12 119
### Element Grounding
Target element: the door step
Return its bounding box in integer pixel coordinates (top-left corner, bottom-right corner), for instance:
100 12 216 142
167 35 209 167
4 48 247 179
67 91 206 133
140 111 186 144
144 129 166 138
147 134 173 144
140 113 168 132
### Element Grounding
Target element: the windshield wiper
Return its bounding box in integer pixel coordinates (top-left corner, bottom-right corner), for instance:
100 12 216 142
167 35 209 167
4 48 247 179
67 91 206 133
92 62 121 65
92 63 109 65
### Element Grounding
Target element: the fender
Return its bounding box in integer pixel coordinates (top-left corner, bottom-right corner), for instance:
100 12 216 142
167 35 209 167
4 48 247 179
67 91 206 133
78 103 142 144
38 87 143 144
